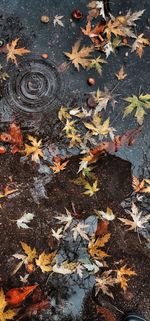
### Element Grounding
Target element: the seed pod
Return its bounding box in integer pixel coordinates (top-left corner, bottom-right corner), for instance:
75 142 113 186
71 10 83 21
41 53 48 59
40 15 49 23
87 77 95 86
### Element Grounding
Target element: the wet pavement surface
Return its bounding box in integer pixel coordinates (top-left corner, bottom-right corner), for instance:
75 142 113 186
0 0 150 321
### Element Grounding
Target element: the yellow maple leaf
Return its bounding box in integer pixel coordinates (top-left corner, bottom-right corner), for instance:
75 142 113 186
20 242 37 263
64 40 94 71
115 66 127 80
116 265 136 291
50 159 69 173
88 233 111 260
63 119 77 134
0 289 17 321
6 38 30 65
36 251 56 273
58 106 71 122
25 135 44 162
66 132 81 147
83 179 99 197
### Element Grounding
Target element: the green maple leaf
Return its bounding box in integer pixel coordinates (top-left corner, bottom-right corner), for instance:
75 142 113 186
87 56 107 75
123 94 150 125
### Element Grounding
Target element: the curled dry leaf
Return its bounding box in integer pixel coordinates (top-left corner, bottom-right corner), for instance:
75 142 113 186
6 285 37 306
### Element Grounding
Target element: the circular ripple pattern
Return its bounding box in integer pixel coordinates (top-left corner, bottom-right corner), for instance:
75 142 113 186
5 58 64 113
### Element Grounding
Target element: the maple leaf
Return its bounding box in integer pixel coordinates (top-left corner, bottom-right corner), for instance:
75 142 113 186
95 207 115 221
51 227 63 240
123 94 150 125
88 233 111 260
93 87 117 114
84 115 116 139
20 242 37 263
25 135 44 162
131 33 150 58
95 270 116 298
55 208 73 231
115 66 127 80
81 20 105 40
117 10 145 27
50 158 69 174
132 176 145 193
118 202 150 232
0 289 17 321
64 40 94 71
6 38 30 65
83 179 99 197
115 265 136 291
71 223 89 241
104 19 125 40
88 56 107 75
17 212 34 229
76 263 85 278
141 179 150 193
67 132 81 148
63 119 77 134
36 251 56 273
53 15 64 27
58 106 71 122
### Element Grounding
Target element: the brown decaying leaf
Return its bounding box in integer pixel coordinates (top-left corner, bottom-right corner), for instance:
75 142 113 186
0 122 23 154
6 38 30 65
18 300 49 320
64 40 94 71
96 306 116 321
115 66 127 80
95 220 109 237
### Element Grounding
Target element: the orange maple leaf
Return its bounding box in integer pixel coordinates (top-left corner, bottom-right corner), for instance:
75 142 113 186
50 157 69 174
6 38 30 65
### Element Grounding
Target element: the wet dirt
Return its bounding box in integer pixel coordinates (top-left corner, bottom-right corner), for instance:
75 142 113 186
0 0 150 320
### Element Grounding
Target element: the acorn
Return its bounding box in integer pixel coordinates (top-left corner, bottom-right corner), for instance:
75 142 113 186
40 15 49 23
71 9 83 21
41 53 48 59
87 77 95 86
